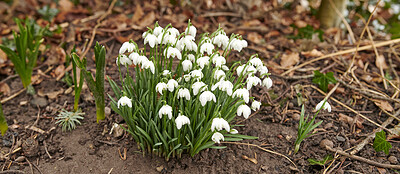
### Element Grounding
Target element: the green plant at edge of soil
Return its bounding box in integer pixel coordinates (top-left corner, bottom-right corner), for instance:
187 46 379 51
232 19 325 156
69 47 84 112
0 102 8 136
373 130 392 155
55 109 84 131
0 18 47 95
108 21 271 160
72 42 106 123
312 70 337 92
308 154 333 166
294 101 328 153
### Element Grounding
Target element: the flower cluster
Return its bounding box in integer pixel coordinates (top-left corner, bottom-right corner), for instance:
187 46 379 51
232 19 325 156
110 21 272 159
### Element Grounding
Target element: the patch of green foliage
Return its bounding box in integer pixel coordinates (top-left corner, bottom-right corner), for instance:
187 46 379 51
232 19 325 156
55 109 84 131
288 25 324 42
37 5 59 22
0 103 8 136
312 70 337 92
373 130 392 155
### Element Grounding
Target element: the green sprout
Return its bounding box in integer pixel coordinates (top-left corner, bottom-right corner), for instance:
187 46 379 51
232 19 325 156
0 103 8 136
72 42 106 122
294 104 323 153
55 109 84 131
0 18 47 95
312 70 337 92
67 47 84 112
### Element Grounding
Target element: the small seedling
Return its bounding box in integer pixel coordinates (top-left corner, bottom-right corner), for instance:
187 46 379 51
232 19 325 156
294 105 323 153
55 109 84 131
373 130 392 155
308 154 333 166
0 103 8 136
312 70 337 92
0 18 47 95
37 5 59 22
72 42 106 122
67 47 84 112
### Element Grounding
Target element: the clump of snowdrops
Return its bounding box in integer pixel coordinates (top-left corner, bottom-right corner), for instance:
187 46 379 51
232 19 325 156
109 21 273 160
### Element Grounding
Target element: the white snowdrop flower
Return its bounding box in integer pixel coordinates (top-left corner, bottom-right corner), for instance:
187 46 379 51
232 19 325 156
249 57 263 68
185 25 197 37
230 129 238 134
199 91 216 106
233 88 249 103
117 96 132 108
119 42 135 54
262 77 273 89
144 33 158 48
177 88 191 100
237 104 251 119
162 70 171 76
142 60 155 74
221 65 229 71
190 69 203 80
211 118 230 132
129 52 140 65
156 82 168 95
237 64 256 76
213 69 225 80
200 42 215 55
167 27 180 37
192 81 207 95
212 132 224 144
137 55 149 66
246 76 261 90
183 74 191 82
164 47 182 60
212 55 226 68
164 33 177 45
187 54 196 62
159 104 173 119
182 60 193 72
315 100 332 112
177 36 197 52
197 56 210 69
251 101 261 111
229 38 247 52
257 66 269 77
213 32 229 48
142 31 149 39
211 80 233 96
118 54 132 66
175 113 190 130
167 79 178 92
153 26 163 37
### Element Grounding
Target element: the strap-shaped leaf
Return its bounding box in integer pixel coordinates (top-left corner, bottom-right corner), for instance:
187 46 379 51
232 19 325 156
0 103 8 136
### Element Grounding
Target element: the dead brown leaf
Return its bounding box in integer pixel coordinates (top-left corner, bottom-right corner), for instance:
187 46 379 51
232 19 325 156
247 32 263 44
0 49 7 64
46 89 64 99
375 55 388 69
139 11 156 28
31 75 43 85
373 99 393 112
280 53 299 68
53 64 65 78
265 30 280 38
58 0 73 12
388 126 400 140
0 83 10 96
338 113 364 129
301 49 324 58
132 4 144 24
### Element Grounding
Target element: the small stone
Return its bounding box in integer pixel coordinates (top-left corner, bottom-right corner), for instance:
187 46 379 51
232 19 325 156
156 165 165 172
388 156 398 164
320 139 333 149
336 136 345 142
288 102 294 108
323 122 333 130
30 96 48 108
105 107 111 116
349 139 357 145
292 113 300 121
113 125 124 138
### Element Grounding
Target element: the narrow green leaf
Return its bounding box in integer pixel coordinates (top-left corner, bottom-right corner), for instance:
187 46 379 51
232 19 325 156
0 103 8 136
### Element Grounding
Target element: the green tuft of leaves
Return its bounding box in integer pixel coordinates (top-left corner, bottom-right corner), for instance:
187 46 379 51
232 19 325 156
308 154 333 166
37 5 59 22
294 105 323 153
312 70 337 92
373 130 392 155
288 25 324 41
55 109 84 131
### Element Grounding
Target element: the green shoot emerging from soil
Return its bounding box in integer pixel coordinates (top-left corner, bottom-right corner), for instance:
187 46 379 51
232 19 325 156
0 18 47 95
308 154 333 166
373 130 392 155
294 102 326 153
55 109 84 131
0 103 8 136
72 42 106 122
69 47 84 112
